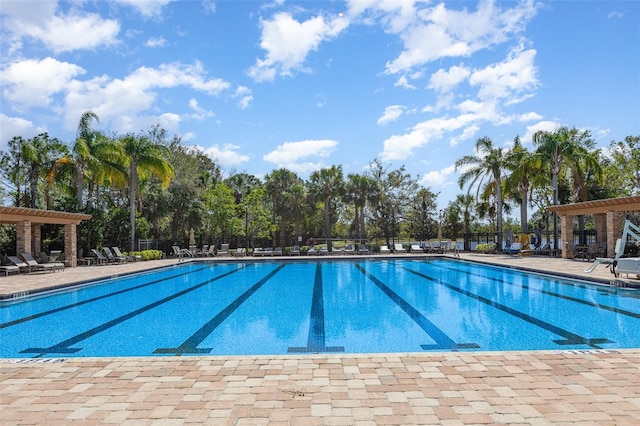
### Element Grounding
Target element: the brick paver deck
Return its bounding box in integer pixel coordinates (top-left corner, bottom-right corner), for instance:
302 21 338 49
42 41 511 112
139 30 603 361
2 253 639 424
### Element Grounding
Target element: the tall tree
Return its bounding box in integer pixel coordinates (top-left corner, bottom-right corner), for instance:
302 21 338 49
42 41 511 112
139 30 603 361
455 136 507 251
605 135 640 196
264 168 302 247
454 193 475 251
345 173 377 242
19 133 68 209
119 134 174 251
533 126 600 247
309 165 344 252
407 188 438 242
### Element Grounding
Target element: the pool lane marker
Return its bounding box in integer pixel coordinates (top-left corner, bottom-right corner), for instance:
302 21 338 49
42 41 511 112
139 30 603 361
404 267 613 349
288 263 345 353
20 265 248 356
355 264 479 351
430 262 640 320
0 265 212 330
155 264 286 355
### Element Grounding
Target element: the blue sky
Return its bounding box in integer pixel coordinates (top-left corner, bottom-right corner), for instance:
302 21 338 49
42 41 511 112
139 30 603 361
1 0 638 210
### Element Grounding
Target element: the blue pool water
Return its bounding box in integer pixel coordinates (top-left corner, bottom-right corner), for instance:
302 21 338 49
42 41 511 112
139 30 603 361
1 258 639 358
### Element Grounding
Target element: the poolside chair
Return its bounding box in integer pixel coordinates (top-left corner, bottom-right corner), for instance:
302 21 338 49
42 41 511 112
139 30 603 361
7 256 32 273
273 247 283 256
291 245 301 256
343 244 355 255
19 253 64 272
103 247 127 264
380 245 391 254
307 246 318 255
393 243 406 254
218 243 230 256
171 246 193 262
331 246 343 255
410 244 423 253
233 247 246 257
204 245 217 257
0 264 20 276
113 247 138 262
318 247 329 255
253 247 265 256
49 250 63 263
91 248 111 265
357 244 369 254
263 247 274 256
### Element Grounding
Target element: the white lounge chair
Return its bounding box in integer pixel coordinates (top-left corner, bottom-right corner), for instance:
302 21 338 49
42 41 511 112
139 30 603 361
233 248 246 257
291 245 301 255
393 243 406 254
410 244 422 253
218 243 230 256
380 245 391 254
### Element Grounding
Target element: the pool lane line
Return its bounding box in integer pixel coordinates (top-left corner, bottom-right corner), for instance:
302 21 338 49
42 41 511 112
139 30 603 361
428 262 640 320
0 265 213 330
20 265 249 356
355 264 479 351
404 267 614 349
154 264 286 355
288 263 345 353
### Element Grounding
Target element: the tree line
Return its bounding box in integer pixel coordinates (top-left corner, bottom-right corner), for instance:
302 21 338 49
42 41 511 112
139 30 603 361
1 111 638 255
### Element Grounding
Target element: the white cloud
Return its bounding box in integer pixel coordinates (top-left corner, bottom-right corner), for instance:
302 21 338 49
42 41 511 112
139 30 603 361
608 11 623 19
263 139 337 173
429 65 471 93
187 99 215 121
145 37 167 48
371 0 538 75
0 114 46 150
522 120 561 143
518 112 542 122
469 44 539 102
419 164 457 187
1 2 120 53
377 105 405 125
1 57 85 108
394 75 417 89
233 86 253 109
247 12 349 82
201 144 251 168
63 61 231 132
115 0 174 19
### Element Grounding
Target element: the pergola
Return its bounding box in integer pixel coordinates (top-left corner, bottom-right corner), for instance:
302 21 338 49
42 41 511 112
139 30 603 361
547 196 640 259
0 206 91 267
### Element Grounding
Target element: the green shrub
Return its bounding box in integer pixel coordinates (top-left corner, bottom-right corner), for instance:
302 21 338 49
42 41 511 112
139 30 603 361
475 243 496 253
129 249 163 261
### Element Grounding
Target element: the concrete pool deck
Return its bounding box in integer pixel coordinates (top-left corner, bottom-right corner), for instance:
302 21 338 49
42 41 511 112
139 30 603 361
2 253 639 424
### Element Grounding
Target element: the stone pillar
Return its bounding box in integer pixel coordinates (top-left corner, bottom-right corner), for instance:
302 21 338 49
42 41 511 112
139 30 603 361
606 211 626 257
64 223 77 267
594 213 607 253
16 220 31 255
31 224 42 257
559 215 573 259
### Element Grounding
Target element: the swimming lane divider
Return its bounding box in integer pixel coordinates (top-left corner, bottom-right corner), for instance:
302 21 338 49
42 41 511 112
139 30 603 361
154 264 286 355
431 262 640 320
404 267 614 349
288 263 345 353
355 264 479 351
1 265 212 330
20 265 248 356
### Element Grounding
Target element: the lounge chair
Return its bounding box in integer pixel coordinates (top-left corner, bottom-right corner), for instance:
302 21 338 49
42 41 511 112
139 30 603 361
103 247 127 264
307 246 318 255
113 247 138 262
218 243 230 256
253 247 265 256
393 243 406 254
205 245 217 257
273 247 283 256
92 248 111 265
0 264 20 276
380 245 391 254
614 258 640 279
357 244 369 254
344 244 355 255
233 248 246 257
7 256 32 273
291 245 301 255
331 246 342 255
410 244 422 253
318 247 329 255
263 247 274 256
171 245 194 261
19 253 64 272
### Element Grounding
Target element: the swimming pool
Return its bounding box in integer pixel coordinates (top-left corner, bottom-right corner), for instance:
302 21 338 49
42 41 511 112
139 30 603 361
1 258 639 358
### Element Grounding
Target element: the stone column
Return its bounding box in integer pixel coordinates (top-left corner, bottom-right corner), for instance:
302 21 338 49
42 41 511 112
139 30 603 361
16 220 31 255
64 223 77 267
559 215 573 259
31 224 42 257
594 213 607 254
606 211 626 257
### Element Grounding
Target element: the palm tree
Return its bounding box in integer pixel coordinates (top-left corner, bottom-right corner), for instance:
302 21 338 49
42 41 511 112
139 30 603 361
345 173 377 242
504 136 544 234
533 126 601 247
455 136 507 251
20 133 68 209
309 165 344 252
264 168 302 247
454 194 475 251
119 134 174 251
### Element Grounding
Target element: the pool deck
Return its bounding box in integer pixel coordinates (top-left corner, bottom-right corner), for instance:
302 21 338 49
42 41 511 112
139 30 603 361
2 253 640 425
